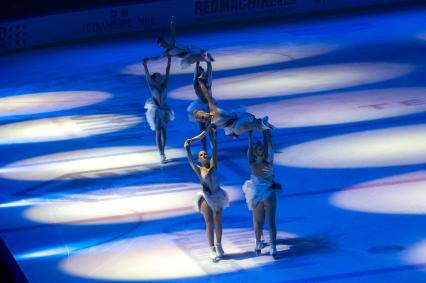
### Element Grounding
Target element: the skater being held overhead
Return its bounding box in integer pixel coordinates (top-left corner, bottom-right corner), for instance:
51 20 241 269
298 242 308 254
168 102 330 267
142 55 174 163
243 129 281 259
184 126 228 262
193 62 273 138
187 61 214 150
150 16 214 69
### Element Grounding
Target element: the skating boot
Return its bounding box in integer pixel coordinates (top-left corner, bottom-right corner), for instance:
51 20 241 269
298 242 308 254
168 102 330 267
255 240 263 256
215 243 225 259
270 244 277 259
209 246 218 263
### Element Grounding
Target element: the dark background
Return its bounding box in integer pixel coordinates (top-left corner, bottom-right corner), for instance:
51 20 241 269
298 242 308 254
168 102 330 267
0 0 159 21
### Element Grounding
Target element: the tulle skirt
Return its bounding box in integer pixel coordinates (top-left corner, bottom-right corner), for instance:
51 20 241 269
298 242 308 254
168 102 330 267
243 175 277 210
195 187 229 213
214 107 260 137
186 99 210 122
178 45 213 69
144 98 175 131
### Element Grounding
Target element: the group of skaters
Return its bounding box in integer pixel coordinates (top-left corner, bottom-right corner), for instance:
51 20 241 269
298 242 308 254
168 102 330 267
142 17 281 262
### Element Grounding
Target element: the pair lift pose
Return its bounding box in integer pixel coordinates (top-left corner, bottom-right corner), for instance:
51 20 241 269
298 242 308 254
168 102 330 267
142 17 280 262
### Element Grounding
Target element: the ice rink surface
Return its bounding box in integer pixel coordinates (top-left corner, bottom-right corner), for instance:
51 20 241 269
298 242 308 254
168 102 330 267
0 6 425 283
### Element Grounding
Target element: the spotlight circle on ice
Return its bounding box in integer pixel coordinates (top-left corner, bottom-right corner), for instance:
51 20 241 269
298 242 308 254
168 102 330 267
331 171 426 214
0 146 186 181
170 63 413 100
122 43 337 75
23 183 244 225
0 114 142 144
275 124 426 168
403 240 426 270
60 228 296 280
247 88 426 128
0 91 111 117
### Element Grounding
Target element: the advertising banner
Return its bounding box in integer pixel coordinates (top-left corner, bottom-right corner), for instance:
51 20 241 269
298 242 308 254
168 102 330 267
0 0 417 53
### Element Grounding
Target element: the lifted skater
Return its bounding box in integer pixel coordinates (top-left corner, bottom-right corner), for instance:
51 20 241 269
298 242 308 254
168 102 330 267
194 62 273 138
151 16 214 69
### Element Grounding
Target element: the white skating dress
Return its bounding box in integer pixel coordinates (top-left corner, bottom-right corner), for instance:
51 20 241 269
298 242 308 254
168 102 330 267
243 162 277 210
212 107 259 137
144 87 174 131
168 44 208 69
195 159 229 213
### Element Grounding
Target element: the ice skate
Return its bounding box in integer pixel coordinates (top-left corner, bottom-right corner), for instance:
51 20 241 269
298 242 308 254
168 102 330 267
215 242 225 259
270 244 277 259
160 154 168 164
210 246 218 263
255 240 263 256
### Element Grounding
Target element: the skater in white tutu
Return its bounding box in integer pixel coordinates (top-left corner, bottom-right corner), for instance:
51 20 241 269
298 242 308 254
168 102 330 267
193 64 273 138
142 55 174 163
150 16 214 69
184 125 228 262
243 129 281 258
187 61 214 150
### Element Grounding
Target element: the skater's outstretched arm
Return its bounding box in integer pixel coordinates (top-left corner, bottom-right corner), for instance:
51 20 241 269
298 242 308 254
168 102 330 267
142 58 153 89
211 125 218 167
263 129 273 162
163 55 172 86
247 130 255 163
189 125 210 142
184 139 201 177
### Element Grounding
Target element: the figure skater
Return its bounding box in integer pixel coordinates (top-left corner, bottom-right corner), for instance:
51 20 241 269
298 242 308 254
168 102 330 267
184 126 228 262
142 55 174 163
187 61 213 151
150 16 214 69
193 62 273 138
243 130 281 258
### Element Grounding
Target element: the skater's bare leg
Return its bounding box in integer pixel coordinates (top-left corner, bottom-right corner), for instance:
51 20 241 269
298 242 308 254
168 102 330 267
253 202 265 242
265 194 277 246
200 199 214 247
265 193 277 257
161 126 167 158
213 209 224 257
213 209 223 244
198 122 207 151
155 128 163 156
